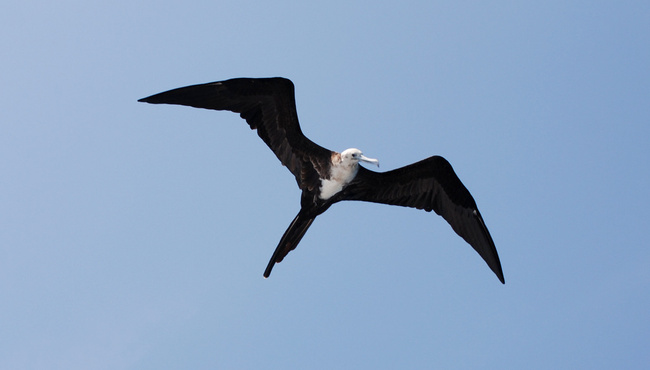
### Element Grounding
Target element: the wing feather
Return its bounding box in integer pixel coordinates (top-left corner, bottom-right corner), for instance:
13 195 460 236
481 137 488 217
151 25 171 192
139 78 332 190
342 156 504 283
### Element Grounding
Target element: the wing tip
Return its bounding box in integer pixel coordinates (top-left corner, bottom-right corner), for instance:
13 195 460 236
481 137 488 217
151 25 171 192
489 255 505 284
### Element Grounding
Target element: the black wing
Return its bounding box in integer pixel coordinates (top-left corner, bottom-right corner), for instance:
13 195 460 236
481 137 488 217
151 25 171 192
138 78 333 191
342 156 504 283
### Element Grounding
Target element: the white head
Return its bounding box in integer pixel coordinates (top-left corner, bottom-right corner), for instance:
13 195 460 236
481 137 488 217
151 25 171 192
340 148 379 167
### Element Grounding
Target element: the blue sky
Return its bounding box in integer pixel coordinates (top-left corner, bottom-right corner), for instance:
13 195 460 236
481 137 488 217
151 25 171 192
2 1 649 369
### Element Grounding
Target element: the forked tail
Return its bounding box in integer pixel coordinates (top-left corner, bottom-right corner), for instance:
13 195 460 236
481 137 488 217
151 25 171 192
263 212 315 278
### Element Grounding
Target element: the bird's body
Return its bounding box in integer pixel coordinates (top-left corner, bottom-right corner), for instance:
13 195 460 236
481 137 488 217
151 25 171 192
139 77 505 283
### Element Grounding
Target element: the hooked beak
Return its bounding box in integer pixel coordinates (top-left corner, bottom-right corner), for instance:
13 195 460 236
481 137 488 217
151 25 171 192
360 154 380 168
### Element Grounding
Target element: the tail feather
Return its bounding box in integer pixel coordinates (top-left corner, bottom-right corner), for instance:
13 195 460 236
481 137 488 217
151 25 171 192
263 212 315 278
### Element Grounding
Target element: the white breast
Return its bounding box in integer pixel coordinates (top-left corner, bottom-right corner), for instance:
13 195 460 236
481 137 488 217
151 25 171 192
319 163 359 200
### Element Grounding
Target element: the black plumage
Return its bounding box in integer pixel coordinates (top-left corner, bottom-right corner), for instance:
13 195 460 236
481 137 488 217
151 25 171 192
139 77 504 283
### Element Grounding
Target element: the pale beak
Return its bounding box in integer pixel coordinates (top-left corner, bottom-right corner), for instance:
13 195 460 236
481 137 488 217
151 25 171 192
360 155 380 168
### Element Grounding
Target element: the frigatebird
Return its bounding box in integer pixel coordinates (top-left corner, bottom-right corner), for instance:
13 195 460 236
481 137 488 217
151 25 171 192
139 77 504 283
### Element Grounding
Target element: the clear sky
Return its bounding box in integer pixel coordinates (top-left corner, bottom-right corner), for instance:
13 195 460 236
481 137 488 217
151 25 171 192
2 1 649 369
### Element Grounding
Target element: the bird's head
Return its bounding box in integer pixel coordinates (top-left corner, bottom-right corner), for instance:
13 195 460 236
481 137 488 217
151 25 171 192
341 148 379 167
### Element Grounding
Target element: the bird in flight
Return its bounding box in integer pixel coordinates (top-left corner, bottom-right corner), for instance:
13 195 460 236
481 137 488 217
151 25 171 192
139 77 504 283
